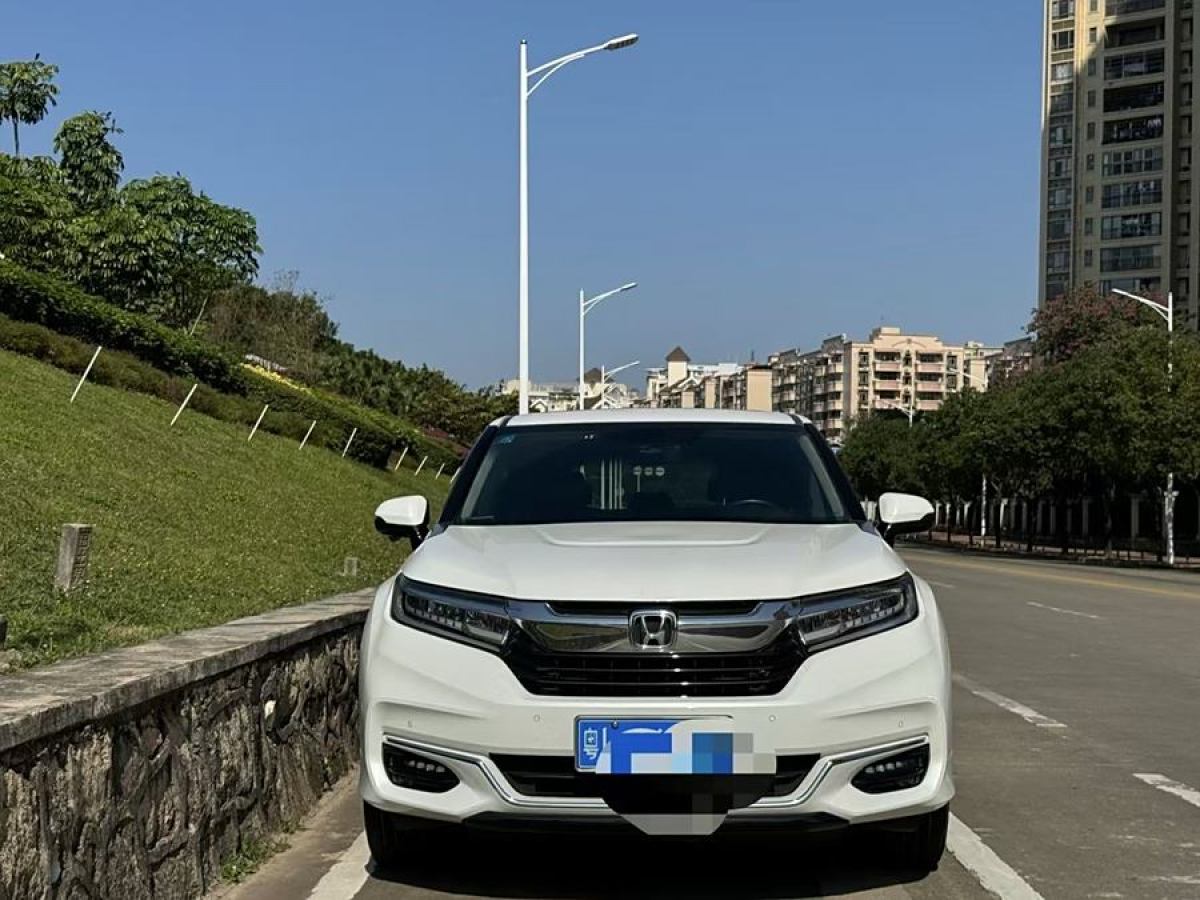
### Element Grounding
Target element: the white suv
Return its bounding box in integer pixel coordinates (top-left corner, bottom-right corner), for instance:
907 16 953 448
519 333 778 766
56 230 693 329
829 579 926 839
360 409 952 870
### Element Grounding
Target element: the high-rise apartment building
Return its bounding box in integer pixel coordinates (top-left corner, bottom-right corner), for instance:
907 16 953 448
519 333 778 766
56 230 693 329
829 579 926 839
1040 0 1198 329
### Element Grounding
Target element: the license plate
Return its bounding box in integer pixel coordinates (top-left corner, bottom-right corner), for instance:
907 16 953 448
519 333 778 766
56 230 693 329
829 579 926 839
575 718 769 774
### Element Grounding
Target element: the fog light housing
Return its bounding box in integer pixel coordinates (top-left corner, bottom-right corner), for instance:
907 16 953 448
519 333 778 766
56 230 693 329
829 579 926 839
382 745 460 793
851 745 929 794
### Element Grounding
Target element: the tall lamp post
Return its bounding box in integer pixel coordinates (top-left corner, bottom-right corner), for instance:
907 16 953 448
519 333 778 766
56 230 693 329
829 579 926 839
1113 288 1176 566
957 368 990 540
517 33 639 414
579 282 638 409
877 396 916 428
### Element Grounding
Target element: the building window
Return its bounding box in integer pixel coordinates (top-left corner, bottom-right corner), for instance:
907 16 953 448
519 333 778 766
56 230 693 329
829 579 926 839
1105 48 1165 81
1182 180 1192 204
1102 146 1164 175
1102 115 1164 144
1086 185 1096 203
1087 121 1097 140
1101 211 1162 239
1104 81 1165 113
1085 217 1094 235
1183 148 1194 172
1184 83 1194 106
1084 249 1094 267
1181 213 1192 237
1048 211 1073 239
1052 30 1076 52
1089 0 1098 9
1186 50 1195 73
1089 58 1097 76
1101 178 1163 208
1100 245 1162 273
1051 0 1075 17
1050 92 1075 113
1089 27 1098 44
1047 250 1071 273
1052 61 1075 83
1184 116 1194 137
1049 156 1072 178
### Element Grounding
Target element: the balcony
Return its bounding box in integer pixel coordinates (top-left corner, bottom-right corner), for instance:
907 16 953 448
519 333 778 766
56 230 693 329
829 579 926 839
917 363 945 374
1106 0 1166 16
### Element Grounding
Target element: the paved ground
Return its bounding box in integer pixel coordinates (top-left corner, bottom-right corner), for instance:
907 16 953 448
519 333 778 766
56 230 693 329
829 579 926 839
218 550 1200 899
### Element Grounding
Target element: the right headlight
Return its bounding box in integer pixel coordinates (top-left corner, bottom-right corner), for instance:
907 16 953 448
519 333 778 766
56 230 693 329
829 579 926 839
793 574 918 652
390 577 512 651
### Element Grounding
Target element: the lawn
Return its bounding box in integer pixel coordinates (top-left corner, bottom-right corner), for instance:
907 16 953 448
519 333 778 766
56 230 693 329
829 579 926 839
0 349 449 670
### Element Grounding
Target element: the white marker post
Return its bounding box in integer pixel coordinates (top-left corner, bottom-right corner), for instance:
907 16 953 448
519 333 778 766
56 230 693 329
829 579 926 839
435 463 446 480
69 346 103 403
248 404 269 441
170 383 199 426
299 419 317 450
414 455 428 476
393 446 409 471
341 427 358 458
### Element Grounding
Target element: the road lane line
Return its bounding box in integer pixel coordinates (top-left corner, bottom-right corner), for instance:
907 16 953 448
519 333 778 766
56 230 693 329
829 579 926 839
1025 601 1103 621
948 814 1046 900
903 553 1198 601
927 579 957 590
1133 773 1200 811
306 831 370 900
953 675 1068 730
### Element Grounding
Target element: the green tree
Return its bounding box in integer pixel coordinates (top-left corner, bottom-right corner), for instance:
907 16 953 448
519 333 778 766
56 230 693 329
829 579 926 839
1030 282 1152 364
0 154 73 269
839 412 926 501
53 111 124 209
0 56 59 157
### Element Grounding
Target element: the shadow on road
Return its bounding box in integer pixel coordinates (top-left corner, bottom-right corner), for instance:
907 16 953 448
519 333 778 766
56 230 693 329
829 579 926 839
368 827 930 898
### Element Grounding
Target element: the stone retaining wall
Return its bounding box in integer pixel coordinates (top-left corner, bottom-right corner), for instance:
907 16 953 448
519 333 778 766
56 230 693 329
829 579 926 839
0 590 373 900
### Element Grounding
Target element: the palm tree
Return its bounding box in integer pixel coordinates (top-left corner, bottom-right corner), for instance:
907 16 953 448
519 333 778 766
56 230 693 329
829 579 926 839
0 55 59 157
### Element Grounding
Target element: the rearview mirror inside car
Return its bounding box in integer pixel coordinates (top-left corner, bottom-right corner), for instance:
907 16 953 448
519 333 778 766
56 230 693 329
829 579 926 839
374 495 430 550
876 492 935 546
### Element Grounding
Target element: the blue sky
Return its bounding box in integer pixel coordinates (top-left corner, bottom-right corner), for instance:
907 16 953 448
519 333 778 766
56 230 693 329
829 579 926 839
8 1 1043 388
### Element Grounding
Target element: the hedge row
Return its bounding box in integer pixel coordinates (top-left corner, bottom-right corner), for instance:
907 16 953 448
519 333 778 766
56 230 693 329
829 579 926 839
0 260 246 392
0 280 463 472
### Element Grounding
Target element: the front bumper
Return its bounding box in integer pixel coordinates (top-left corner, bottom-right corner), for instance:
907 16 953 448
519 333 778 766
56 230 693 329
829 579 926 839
359 577 953 829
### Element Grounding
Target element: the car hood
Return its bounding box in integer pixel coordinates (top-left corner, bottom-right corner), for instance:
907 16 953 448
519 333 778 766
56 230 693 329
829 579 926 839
401 521 905 602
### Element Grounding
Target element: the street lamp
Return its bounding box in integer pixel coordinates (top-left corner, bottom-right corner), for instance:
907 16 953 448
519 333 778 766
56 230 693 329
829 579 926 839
1112 288 1176 566
517 33 639 415
579 282 638 409
596 360 641 409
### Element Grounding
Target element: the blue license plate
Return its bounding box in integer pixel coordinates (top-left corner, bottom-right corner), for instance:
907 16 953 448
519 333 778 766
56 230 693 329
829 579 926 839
575 718 758 774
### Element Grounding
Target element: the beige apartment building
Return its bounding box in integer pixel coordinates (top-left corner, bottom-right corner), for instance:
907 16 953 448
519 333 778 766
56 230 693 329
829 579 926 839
644 348 773 411
770 327 996 441
1040 0 1199 329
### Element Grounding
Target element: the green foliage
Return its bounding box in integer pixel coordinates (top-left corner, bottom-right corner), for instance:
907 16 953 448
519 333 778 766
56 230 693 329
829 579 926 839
0 154 73 269
1030 283 1152 365
204 276 338 380
0 56 59 156
53 111 124 208
0 348 449 670
838 413 924 499
0 260 246 391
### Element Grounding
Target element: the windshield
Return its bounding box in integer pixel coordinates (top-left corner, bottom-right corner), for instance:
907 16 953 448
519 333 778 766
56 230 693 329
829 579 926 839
455 422 853 526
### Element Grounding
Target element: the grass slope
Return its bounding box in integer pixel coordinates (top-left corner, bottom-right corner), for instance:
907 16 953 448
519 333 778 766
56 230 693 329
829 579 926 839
0 349 448 670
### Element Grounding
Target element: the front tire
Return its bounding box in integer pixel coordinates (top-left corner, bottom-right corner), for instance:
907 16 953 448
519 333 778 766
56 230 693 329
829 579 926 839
894 805 949 873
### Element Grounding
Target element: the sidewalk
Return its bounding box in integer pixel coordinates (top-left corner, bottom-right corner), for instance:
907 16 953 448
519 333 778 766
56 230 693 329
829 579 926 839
902 530 1200 572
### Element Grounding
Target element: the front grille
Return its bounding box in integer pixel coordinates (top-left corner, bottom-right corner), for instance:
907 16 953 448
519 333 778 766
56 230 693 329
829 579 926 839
545 599 761 617
491 754 821 799
502 630 805 698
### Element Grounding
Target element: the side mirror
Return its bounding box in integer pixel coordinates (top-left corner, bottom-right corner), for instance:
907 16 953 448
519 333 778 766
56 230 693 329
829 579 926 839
374 496 430 550
876 492 935 546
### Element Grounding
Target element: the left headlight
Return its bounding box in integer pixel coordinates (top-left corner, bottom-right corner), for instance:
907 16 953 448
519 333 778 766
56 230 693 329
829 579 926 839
390 577 512 650
792 574 918 652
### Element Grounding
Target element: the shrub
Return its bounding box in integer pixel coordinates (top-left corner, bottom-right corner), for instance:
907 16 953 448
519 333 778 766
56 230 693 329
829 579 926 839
0 313 462 470
0 259 246 392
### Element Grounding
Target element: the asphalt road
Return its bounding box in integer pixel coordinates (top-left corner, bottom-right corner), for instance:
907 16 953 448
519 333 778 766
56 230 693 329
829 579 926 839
216 550 1200 900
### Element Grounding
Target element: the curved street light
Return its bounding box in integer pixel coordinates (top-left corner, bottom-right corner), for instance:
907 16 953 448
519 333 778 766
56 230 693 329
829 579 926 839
579 282 638 409
1113 288 1176 566
517 34 639 414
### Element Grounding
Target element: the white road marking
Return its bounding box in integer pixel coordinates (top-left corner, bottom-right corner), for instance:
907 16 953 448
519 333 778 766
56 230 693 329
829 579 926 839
306 831 370 900
1025 601 1102 621
948 813 1046 900
1133 773 1200 811
953 674 1068 730
927 579 957 590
